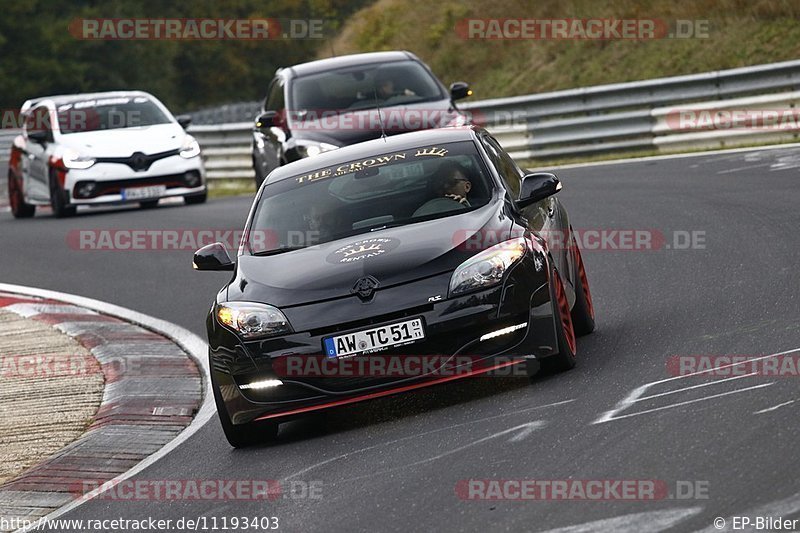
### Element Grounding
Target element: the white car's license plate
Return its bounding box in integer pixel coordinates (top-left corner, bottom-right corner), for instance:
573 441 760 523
323 318 425 358
121 185 166 201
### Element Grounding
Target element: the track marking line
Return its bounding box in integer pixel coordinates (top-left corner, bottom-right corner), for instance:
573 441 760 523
335 420 547 484
693 492 800 533
0 283 213 533
593 347 800 424
636 372 759 402
282 399 574 481
539 507 703 533
595 383 774 423
753 399 796 415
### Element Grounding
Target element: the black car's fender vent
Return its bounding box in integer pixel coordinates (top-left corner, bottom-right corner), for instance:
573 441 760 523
308 303 434 337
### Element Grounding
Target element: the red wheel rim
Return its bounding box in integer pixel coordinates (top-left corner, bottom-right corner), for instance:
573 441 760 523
574 242 594 319
553 272 576 355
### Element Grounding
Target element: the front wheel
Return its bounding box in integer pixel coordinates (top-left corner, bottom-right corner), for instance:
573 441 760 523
541 266 577 372
8 172 35 218
49 170 76 218
570 232 596 336
211 370 278 448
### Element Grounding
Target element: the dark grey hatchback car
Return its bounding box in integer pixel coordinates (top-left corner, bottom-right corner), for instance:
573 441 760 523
251 50 473 185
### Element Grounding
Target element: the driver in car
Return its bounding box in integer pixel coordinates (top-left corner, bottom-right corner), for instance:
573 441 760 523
376 74 416 100
413 161 474 217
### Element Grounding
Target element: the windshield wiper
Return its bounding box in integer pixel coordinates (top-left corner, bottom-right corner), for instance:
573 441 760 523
252 246 308 256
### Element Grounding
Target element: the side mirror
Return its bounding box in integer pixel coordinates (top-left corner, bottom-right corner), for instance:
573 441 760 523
193 242 234 271
176 115 192 129
517 173 562 208
450 82 472 101
27 130 49 144
255 111 279 131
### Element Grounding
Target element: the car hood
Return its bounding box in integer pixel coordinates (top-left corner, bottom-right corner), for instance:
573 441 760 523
288 99 464 147
59 123 186 157
227 196 514 308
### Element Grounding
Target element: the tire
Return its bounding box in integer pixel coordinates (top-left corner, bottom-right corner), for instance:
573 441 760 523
184 191 207 205
49 170 76 218
139 200 159 209
8 172 35 218
541 266 577 372
211 369 278 448
570 230 596 336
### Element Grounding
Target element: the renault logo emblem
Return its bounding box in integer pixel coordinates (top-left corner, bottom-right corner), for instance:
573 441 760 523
351 276 380 301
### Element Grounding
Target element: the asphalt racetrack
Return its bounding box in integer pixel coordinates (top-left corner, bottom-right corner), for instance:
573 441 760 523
1 146 799 532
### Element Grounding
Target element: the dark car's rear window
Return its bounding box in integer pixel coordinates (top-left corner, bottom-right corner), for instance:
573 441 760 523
291 60 445 112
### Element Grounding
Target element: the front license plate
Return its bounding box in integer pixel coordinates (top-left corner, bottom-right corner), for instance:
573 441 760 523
121 185 166 201
323 318 425 358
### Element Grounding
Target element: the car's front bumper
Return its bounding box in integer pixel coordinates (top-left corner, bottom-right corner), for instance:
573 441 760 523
63 155 205 205
208 257 560 426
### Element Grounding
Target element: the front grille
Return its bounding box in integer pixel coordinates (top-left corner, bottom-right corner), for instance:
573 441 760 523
308 304 434 337
95 148 179 171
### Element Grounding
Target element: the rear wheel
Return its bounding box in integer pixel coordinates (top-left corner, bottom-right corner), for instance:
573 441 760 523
8 172 35 218
49 170 76 218
542 266 577 372
211 370 278 448
570 231 596 336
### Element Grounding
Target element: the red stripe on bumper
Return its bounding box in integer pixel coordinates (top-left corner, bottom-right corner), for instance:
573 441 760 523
253 358 525 422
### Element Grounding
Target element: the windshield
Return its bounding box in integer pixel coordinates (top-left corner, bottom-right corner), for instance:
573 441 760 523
290 60 445 113
56 96 172 134
246 141 494 254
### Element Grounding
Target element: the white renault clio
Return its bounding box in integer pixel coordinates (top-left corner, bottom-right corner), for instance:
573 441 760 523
8 90 206 218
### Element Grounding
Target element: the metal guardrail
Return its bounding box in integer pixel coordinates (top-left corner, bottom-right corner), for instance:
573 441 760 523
459 58 800 159
185 59 800 175
3 60 800 183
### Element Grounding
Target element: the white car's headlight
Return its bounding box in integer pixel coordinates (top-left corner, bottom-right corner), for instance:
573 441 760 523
296 141 338 158
216 302 292 339
62 148 95 170
449 238 528 296
179 136 201 159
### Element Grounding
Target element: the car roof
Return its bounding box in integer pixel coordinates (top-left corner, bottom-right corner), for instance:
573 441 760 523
282 51 417 79
20 90 156 113
265 126 483 185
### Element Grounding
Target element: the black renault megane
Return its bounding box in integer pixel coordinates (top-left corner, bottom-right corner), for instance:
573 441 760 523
194 126 595 447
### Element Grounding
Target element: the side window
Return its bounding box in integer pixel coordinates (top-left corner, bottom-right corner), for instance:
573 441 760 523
25 105 52 140
482 135 524 198
264 79 285 112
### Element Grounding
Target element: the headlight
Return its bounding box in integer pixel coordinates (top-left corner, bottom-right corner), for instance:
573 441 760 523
449 238 527 296
179 136 201 159
62 149 95 170
216 302 292 339
296 141 338 158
